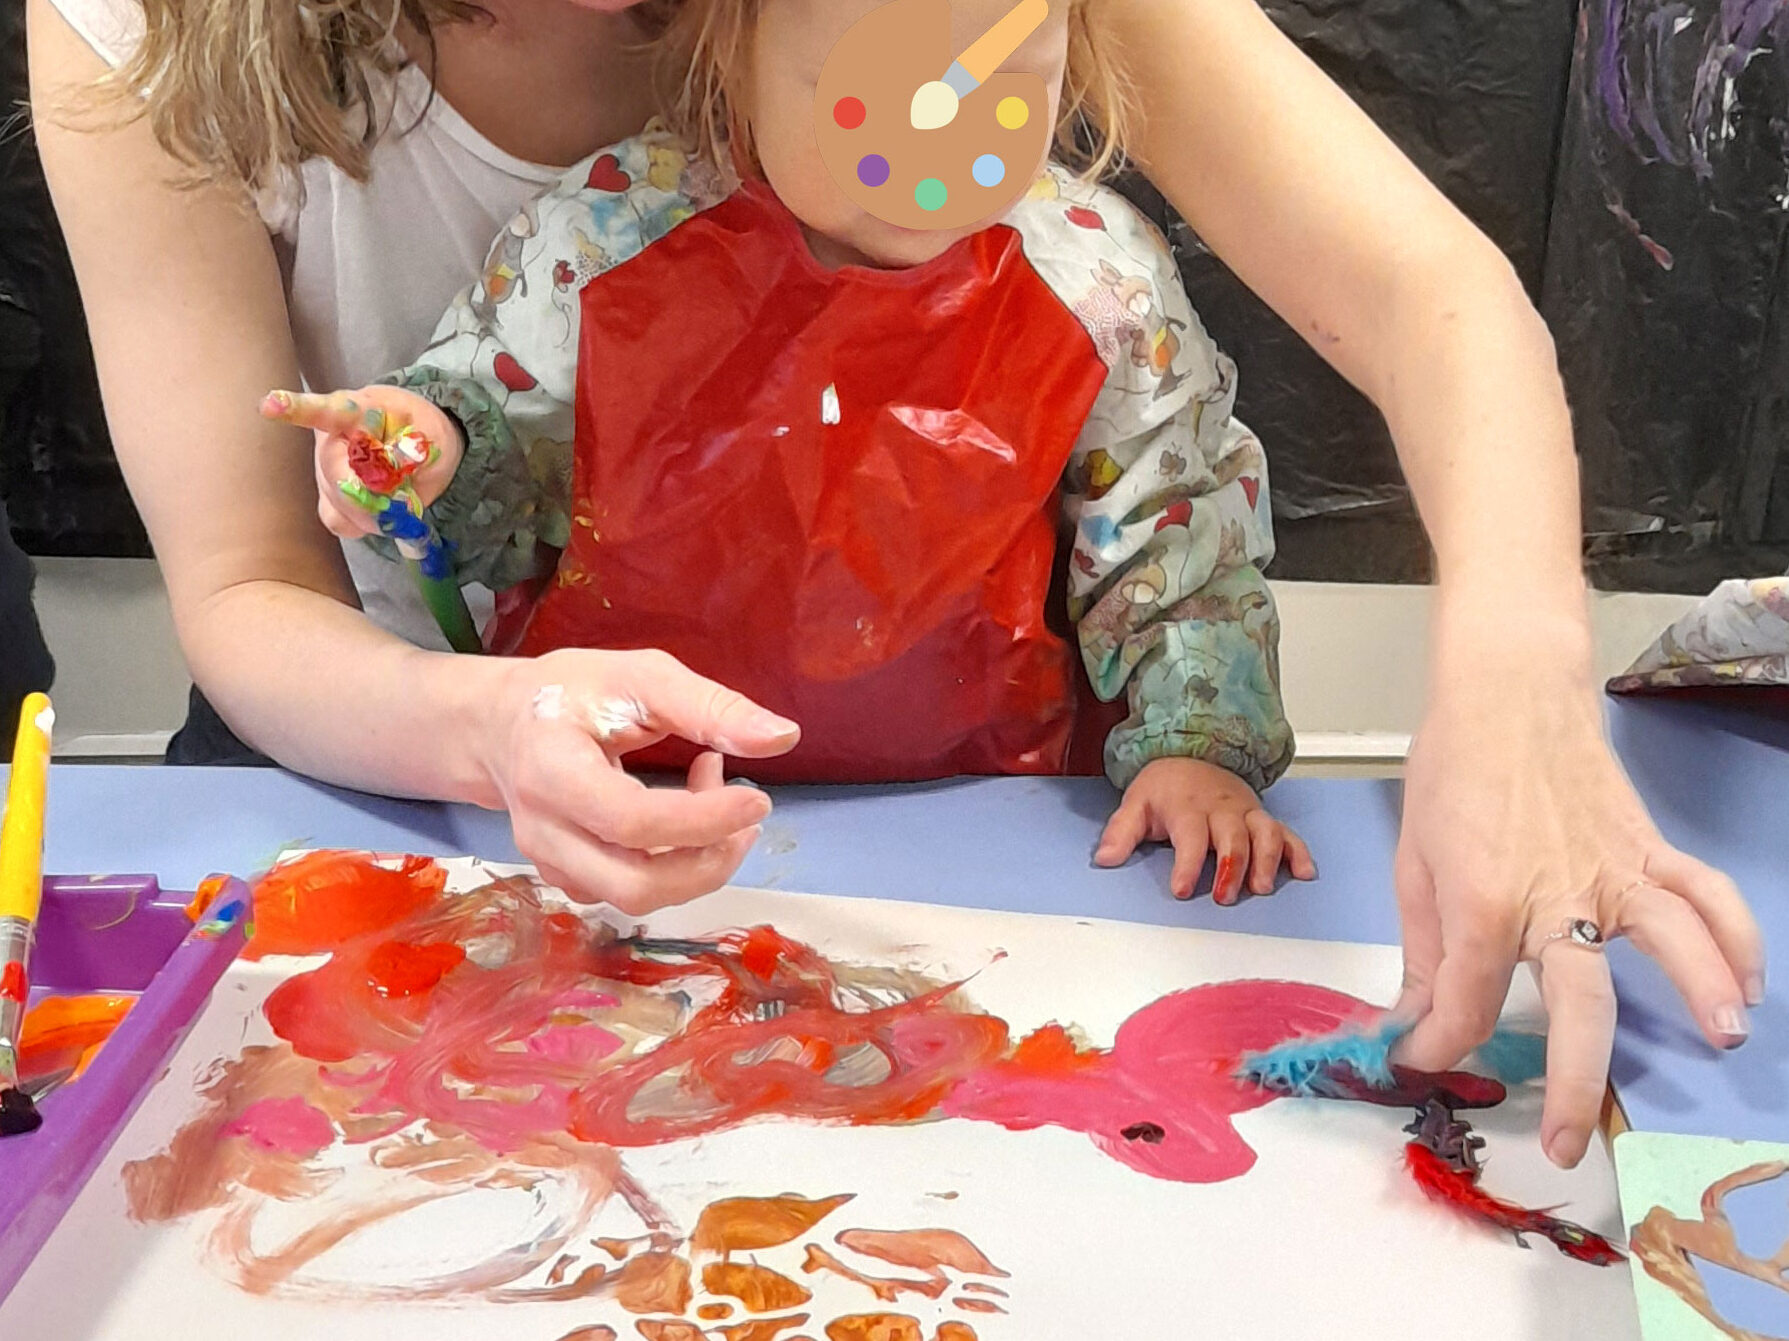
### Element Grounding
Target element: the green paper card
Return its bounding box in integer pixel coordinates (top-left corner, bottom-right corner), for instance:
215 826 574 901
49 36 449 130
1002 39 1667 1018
1614 1131 1789 1340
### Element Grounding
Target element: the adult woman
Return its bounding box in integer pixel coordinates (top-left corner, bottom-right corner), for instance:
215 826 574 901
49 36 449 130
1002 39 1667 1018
28 0 1763 1171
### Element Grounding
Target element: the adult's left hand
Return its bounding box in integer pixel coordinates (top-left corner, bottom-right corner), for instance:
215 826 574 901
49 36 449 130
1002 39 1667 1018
1391 622 1767 1169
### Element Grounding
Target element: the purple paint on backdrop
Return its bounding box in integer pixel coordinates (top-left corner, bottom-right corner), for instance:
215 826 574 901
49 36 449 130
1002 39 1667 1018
1595 0 1789 178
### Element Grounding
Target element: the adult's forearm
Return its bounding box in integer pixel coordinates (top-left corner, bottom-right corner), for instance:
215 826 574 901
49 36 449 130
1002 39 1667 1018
178 579 505 808
1377 248 1589 612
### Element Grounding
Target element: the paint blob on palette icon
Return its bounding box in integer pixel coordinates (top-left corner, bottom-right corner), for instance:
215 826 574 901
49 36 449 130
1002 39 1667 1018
816 0 1056 231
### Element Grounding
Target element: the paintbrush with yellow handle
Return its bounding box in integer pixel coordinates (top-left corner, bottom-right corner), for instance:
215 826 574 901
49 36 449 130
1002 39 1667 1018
0 692 52 1136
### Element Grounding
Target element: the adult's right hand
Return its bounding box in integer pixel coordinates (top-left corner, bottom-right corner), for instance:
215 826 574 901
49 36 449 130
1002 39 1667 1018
480 648 801 915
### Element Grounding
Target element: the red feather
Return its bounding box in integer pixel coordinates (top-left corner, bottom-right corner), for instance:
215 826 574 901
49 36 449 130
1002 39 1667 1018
1403 1142 1626 1265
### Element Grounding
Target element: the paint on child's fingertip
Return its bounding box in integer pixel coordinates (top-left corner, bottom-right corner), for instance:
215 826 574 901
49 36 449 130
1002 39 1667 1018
260 390 293 419
1214 855 1239 902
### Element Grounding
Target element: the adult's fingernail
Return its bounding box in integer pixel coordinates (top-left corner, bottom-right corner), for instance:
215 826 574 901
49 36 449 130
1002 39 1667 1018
1544 1131 1580 1168
1745 974 1766 1008
1713 1005 1751 1043
717 713 800 755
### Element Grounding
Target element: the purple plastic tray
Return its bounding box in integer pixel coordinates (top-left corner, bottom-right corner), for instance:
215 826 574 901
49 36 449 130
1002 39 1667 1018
0 874 247 1301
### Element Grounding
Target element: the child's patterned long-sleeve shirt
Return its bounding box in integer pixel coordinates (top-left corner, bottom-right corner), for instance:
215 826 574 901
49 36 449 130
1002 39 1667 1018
384 127 1294 791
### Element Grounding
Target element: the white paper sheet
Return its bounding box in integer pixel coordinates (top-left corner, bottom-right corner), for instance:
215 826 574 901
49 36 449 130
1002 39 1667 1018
3 868 1638 1340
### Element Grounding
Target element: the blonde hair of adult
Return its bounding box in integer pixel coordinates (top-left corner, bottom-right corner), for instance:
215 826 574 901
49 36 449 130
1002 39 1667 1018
95 0 1131 195
658 0 1135 178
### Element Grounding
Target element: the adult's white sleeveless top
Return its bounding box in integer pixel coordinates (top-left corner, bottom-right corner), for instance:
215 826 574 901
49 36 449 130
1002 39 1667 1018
47 0 564 646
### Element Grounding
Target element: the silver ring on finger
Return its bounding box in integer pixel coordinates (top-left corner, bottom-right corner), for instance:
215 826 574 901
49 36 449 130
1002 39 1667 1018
1540 916 1610 954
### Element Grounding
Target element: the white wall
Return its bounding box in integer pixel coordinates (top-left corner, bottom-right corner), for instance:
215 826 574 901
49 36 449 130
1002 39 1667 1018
30 558 1699 766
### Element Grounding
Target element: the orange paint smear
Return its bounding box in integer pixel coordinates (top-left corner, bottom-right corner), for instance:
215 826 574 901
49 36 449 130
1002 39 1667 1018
635 1323 705 1341
802 1245 946 1302
614 1251 694 1315
247 851 445 959
554 1327 617 1341
366 941 466 999
718 1316 811 1341
17 993 134 1082
958 1283 1006 1297
703 1260 812 1311
693 1194 856 1255
934 1327 978 1341
185 873 232 923
697 1302 735 1320
824 1316 921 1341
597 1235 652 1260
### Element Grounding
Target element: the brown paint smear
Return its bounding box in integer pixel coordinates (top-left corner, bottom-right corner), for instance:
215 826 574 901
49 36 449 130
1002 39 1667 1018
824 1317 923 1341
703 1260 814 1311
1630 1161 1789 1341
803 1245 946 1303
693 1194 856 1255
950 1298 1004 1315
833 1229 1007 1280
634 1323 706 1341
615 1252 695 1315
958 1283 1006 1297
717 1315 812 1341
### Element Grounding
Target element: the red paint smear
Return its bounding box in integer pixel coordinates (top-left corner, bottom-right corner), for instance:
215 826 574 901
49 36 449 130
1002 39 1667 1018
367 941 467 999
224 1096 336 1157
0 962 26 1004
346 429 416 495
247 852 446 959
247 879 1403 1184
1403 1142 1625 1265
941 981 1377 1183
569 991 1011 1147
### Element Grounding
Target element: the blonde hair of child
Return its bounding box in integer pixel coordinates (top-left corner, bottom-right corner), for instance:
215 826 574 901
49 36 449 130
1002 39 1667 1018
660 0 1136 180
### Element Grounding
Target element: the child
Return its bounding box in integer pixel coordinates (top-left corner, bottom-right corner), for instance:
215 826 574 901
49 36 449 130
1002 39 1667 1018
269 0 1315 902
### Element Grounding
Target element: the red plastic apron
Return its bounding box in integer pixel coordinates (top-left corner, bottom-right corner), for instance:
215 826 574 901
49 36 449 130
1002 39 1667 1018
501 184 1115 783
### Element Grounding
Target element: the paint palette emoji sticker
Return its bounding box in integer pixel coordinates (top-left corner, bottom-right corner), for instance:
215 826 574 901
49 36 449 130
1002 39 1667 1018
817 0 1054 231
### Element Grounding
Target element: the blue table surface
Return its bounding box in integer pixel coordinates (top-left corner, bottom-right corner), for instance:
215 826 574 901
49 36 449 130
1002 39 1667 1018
16 695 1786 1143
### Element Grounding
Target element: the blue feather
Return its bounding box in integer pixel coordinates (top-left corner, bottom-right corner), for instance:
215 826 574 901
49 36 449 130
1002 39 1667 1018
1236 1019 1407 1095
1472 1029 1548 1085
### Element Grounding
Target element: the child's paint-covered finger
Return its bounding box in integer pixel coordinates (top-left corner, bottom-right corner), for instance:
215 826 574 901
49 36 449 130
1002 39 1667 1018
1243 810 1284 895
314 435 379 538
1208 811 1250 905
1164 810 1211 902
263 388 387 440
316 491 377 541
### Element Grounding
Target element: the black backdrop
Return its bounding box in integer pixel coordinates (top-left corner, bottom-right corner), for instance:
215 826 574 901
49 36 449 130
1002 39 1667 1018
4 0 1788 589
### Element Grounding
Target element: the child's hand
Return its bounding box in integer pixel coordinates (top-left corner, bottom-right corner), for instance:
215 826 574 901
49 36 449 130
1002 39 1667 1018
1095 757 1317 903
261 387 463 540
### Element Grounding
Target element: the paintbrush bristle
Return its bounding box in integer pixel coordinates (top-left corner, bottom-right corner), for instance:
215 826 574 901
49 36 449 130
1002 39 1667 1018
0 1085 42 1136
